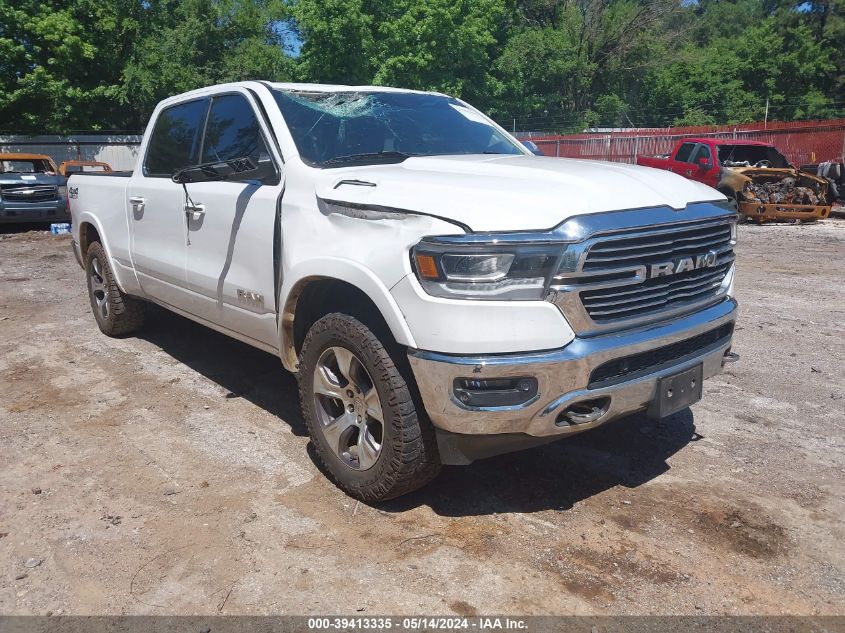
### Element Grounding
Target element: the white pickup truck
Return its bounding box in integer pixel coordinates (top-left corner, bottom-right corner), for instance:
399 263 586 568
69 81 738 500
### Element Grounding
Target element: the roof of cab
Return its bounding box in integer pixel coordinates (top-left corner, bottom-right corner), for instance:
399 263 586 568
684 137 775 147
268 82 442 96
156 81 445 107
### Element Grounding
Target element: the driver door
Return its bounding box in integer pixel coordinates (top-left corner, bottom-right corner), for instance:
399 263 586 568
689 144 718 188
180 91 284 348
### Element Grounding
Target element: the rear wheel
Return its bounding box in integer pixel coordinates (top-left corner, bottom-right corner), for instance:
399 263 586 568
299 313 440 501
85 241 145 336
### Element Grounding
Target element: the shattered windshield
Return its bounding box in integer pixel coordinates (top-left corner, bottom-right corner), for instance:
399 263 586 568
272 89 524 167
717 144 790 168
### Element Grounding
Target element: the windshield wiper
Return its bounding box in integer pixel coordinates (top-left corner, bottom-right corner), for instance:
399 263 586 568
320 151 413 167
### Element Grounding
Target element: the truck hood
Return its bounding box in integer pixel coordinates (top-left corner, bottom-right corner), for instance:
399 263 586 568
313 154 723 232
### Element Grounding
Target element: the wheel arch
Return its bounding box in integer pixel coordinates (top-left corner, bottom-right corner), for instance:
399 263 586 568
280 265 416 372
78 220 103 261
75 212 140 296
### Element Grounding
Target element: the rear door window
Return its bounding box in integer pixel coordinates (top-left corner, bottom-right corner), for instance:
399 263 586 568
144 99 209 177
200 94 268 164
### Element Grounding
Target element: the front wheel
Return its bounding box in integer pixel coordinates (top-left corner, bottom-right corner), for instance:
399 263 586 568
298 313 441 501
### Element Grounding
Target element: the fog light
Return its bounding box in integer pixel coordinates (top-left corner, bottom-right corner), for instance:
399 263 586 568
453 377 538 408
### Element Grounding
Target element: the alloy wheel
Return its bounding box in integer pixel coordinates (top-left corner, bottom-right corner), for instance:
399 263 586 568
312 346 384 471
89 257 110 320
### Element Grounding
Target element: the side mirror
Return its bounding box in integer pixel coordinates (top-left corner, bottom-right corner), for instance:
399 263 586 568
697 156 712 169
172 156 276 185
522 140 544 156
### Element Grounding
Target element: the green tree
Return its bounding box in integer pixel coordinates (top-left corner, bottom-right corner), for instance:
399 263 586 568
0 0 296 132
122 0 295 126
293 0 375 85
0 0 144 132
1 0 842 134
638 3 836 126
494 0 678 131
293 0 510 107
372 0 508 105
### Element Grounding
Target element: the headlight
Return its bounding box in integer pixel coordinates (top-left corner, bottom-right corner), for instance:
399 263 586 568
412 238 568 300
58 185 68 200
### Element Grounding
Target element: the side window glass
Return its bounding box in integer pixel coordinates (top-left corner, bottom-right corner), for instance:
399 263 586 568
690 144 712 165
144 99 208 176
674 142 694 163
201 94 268 164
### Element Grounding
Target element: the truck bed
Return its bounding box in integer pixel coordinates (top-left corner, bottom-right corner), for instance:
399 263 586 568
636 154 671 169
69 173 132 279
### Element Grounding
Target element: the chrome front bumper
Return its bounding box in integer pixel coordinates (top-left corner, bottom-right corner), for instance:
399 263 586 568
407 298 737 439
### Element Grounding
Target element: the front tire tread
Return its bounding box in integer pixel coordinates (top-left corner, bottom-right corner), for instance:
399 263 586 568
299 313 440 501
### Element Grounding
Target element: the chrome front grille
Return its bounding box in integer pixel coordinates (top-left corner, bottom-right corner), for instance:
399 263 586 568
580 261 732 320
1 184 58 203
582 221 732 270
551 216 736 334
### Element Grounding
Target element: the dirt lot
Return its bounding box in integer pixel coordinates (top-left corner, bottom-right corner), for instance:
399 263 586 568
0 221 843 616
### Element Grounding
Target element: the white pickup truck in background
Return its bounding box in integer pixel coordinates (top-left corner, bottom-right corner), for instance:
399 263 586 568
69 81 738 501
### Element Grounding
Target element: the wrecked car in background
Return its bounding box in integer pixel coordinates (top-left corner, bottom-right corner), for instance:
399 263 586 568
638 138 831 223
0 153 70 224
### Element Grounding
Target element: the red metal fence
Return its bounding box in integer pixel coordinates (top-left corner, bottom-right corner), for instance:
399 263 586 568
521 119 845 166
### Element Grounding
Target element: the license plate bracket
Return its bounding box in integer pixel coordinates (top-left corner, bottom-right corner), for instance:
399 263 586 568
648 364 703 419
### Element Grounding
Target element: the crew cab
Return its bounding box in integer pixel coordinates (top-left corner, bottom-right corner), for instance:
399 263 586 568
69 82 739 500
637 138 830 222
0 153 69 224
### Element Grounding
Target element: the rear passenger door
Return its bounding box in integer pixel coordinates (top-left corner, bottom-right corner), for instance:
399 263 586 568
129 97 209 309
181 91 284 347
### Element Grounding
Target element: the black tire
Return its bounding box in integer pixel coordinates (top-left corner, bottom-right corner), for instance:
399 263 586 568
298 313 441 501
824 177 839 205
85 241 145 336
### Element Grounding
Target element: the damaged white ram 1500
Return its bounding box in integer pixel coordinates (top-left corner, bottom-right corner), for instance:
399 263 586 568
69 82 739 500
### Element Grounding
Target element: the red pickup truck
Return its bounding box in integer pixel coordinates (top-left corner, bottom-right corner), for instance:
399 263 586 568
637 138 831 222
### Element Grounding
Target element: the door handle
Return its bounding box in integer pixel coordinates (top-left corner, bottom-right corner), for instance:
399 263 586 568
129 196 145 212
184 203 206 220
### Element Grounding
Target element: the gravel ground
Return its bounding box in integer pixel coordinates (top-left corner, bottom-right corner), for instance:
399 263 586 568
0 221 843 616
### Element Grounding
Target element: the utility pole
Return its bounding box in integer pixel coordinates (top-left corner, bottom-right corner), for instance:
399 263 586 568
764 97 769 129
